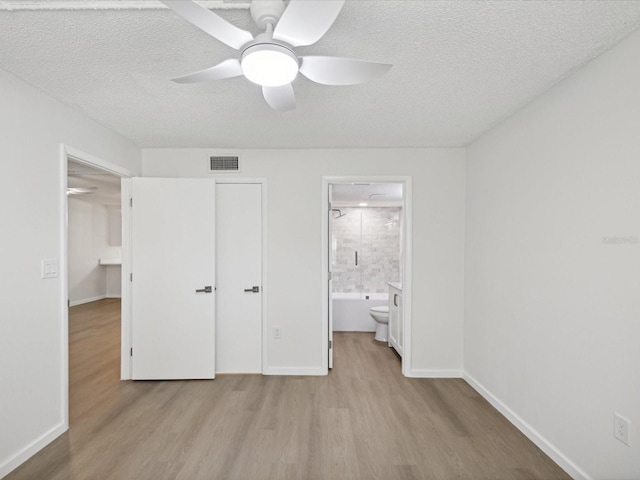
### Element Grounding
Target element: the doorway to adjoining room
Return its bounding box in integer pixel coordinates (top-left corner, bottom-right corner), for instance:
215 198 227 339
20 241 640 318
65 153 127 427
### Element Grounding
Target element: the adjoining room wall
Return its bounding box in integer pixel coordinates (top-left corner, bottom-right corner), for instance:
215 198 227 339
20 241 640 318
68 199 121 305
142 148 466 377
105 264 122 299
464 29 640 479
0 67 139 477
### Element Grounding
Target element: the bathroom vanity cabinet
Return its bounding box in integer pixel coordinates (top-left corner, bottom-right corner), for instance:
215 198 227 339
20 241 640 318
388 283 403 356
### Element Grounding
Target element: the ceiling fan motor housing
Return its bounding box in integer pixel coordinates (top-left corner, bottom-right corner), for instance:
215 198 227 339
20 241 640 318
241 40 299 87
250 0 286 30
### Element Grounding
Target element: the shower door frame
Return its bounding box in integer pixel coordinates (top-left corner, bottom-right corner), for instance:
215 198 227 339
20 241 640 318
321 176 412 377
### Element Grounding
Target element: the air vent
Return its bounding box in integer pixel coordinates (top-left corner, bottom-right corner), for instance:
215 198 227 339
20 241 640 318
210 155 240 172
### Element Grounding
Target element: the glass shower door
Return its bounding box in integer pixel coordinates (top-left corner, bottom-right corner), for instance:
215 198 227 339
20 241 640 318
331 208 362 297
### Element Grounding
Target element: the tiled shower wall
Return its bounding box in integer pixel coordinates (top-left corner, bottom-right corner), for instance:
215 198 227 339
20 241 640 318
331 207 401 293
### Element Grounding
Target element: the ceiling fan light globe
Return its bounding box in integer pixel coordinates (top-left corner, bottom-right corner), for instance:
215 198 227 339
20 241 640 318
241 44 298 87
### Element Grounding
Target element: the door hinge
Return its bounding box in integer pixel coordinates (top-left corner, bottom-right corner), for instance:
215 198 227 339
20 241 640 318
130 197 133 207
328 201 332 211
130 347 133 357
328 271 332 280
130 273 133 282
329 340 332 349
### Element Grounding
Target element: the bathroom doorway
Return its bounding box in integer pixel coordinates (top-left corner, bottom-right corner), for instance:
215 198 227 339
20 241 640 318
322 177 412 376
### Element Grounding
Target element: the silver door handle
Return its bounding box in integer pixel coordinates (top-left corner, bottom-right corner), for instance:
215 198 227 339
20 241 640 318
244 286 260 293
196 286 213 293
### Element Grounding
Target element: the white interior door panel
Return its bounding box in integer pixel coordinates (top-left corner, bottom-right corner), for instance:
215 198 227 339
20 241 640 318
131 177 216 380
216 183 262 373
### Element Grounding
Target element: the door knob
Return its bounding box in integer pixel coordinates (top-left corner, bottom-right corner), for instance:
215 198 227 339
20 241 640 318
244 286 260 293
196 286 213 293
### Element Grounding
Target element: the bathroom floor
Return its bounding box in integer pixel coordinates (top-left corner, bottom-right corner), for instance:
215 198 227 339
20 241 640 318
333 330 402 377
5 304 568 480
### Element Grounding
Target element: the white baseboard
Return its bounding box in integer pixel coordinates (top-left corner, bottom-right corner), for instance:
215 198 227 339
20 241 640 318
69 294 106 307
106 294 122 299
462 372 590 480
264 366 327 376
406 368 463 378
0 423 67 479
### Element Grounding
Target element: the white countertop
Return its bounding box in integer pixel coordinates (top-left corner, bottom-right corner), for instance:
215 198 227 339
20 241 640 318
99 258 122 266
388 282 402 291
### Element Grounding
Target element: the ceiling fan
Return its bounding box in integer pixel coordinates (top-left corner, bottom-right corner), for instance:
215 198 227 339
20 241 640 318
67 186 97 196
160 0 392 111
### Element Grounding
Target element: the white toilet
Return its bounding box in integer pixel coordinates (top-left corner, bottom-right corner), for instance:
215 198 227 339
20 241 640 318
369 306 389 342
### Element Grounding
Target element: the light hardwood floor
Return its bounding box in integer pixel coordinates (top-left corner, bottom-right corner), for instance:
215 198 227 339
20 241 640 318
6 299 569 479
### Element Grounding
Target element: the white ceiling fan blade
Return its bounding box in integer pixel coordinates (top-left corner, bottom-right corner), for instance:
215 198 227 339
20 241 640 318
299 56 392 86
172 59 243 84
160 0 253 50
273 0 345 47
262 84 296 111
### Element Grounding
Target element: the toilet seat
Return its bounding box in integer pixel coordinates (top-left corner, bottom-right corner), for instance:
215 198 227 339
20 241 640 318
370 306 389 314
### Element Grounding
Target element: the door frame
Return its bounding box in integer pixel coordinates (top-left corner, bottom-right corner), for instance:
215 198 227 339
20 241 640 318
214 178 268 373
321 176 412 376
60 144 135 427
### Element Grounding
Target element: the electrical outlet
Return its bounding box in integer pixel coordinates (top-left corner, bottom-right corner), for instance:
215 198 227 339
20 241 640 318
273 327 282 339
614 413 631 446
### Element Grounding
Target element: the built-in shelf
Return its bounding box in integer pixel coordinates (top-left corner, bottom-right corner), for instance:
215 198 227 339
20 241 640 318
99 258 122 266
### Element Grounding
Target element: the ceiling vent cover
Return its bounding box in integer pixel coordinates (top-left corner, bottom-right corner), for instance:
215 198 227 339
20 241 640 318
210 155 240 172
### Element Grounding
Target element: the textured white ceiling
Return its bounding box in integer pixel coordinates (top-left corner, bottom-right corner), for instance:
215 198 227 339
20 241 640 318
1 1 640 148
68 158 121 204
67 173 121 205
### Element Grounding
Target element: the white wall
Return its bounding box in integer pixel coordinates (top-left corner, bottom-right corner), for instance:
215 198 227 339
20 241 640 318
464 28 640 479
142 148 466 376
0 67 140 477
68 199 121 305
105 206 123 299
106 265 122 299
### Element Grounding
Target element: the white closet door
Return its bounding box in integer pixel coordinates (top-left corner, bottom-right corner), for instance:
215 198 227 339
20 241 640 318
216 183 262 373
131 178 216 380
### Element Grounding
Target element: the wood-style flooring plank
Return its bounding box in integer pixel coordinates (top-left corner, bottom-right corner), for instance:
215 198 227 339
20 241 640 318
5 299 570 480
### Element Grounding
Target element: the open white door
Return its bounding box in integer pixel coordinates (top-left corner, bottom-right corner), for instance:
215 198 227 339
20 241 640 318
131 178 216 380
328 184 334 369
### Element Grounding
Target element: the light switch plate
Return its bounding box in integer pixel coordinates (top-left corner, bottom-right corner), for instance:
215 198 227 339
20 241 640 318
41 259 58 279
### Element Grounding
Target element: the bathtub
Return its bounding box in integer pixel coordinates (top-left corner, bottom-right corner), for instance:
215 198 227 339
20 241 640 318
332 292 389 332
